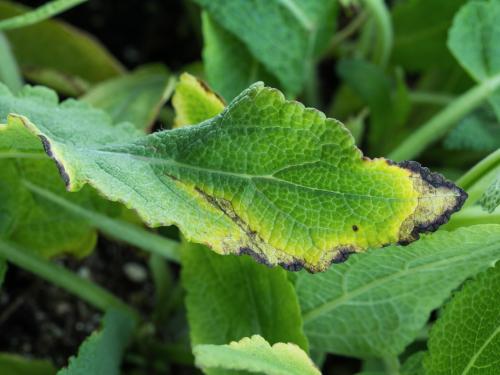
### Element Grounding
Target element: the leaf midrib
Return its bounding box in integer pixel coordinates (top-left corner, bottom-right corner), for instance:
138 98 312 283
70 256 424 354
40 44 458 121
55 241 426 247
461 322 500 374
301 240 500 324
90 149 456 203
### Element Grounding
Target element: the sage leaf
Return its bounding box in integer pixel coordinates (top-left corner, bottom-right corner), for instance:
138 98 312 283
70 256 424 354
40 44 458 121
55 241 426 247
82 65 175 132
424 264 500 374
194 0 338 96
479 175 500 213
296 225 500 357
194 335 320 375
0 82 466 271
57 309 136 375
0 0 123 93
182 242 308 353
448 0 500 120
201 12 280 101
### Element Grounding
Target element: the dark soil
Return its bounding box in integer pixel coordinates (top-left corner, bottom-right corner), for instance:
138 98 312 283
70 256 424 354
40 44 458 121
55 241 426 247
0 238 155 368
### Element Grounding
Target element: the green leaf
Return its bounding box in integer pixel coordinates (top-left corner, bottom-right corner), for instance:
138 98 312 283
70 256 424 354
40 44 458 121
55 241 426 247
392 0 467 71
424 264 500 374
0 256 6 288
479 175 500 213
444 107 500 152
296 225 500 357
1 82 467 271
194 0 337 96
337 59 410 155
448 0 500 120
202 12 280 101
172 72 225 128
57 309 136 375
0 0 123 92
182 242 308 352
0 31 22 93
82 65 175 132
0 353 56 375
0 0 86 31
401 352 425 375
194 335 320 375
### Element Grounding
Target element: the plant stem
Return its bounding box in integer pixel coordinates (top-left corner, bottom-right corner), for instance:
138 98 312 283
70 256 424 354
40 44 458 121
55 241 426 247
444 206 500 230
362 0 393 67
0 32 23 93
0 240 136 316
409 91 455 106
456 149 500 190
23 180 181 263
324 10 368 57
388 75 500 161
383 355 400 375
0 0 87 31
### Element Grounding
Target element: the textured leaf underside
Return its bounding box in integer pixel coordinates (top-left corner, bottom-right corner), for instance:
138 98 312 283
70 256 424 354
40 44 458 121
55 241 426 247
0 83 466 272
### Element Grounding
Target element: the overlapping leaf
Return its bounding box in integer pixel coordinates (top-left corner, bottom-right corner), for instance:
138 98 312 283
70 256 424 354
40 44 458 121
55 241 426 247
296 225 500 357
479 175 500 213
1 82 466 271
424 265 500 374
57 309 136 375
194 335 320 375
194 0 337 96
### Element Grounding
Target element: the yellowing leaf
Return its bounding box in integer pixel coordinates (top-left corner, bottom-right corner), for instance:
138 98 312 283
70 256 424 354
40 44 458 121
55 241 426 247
0 83 466 272
194 335 320 375
172 73 225 128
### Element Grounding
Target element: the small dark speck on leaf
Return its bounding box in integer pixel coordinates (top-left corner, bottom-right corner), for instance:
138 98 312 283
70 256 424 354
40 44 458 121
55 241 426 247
352 225 358 232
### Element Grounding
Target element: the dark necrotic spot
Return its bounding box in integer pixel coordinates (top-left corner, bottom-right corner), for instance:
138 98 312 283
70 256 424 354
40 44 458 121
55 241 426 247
331 247 355 264
238 247 272 268
279 260 304 272
352 225 358 232
38 135 71 188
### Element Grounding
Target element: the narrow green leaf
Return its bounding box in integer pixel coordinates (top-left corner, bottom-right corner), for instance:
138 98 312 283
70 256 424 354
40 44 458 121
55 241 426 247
448 0 500 120
194 335 320 375
0 353 56 375
392 0 467 71
424 264 500 374
202 12 280 101
182 242 308 352
478 175 500 213
194 0 337 96
82 65 175 132
0 31 22 93
296 225 500 357
57 309 136 375
0 0 86 31
0 0 123 89
172 72 225 128
0 83 466 271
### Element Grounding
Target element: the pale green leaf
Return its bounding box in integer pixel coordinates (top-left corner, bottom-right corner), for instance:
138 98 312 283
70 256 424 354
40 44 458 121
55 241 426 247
392 0 467 71
444 107 500 152
448 0 500 120
0 0 123 92
82 65 175 132
0 82 467 271
194 335 320 375
202 12 280 101
424 264 500 374
296 225 500 357
0 0 86 31
194 0 337 96
479 175 500 213
0 31 22 93
0 353 56 375
57 309 136 375
172 72 225 128
182 242 308 357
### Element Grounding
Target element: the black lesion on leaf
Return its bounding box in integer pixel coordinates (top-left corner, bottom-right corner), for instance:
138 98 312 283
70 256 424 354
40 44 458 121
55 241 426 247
38 134 70 188
331 247 355 264
238 247 272 268
279 259 304 272
391 160 468 242
352 225 359 232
